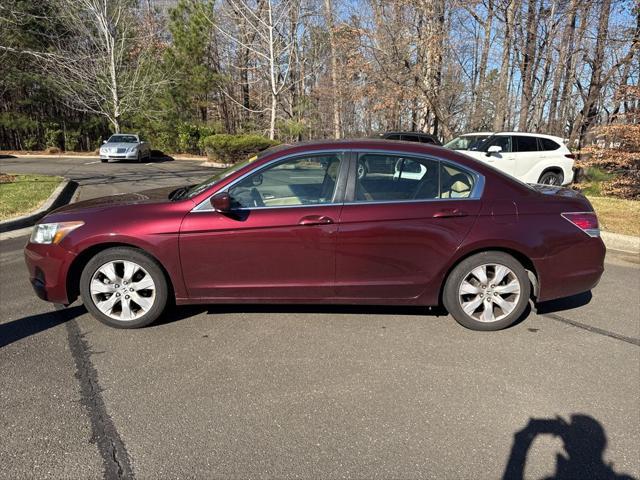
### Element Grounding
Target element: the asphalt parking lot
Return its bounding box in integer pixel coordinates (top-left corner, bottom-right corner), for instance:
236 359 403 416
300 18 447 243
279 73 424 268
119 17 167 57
1 156 639 479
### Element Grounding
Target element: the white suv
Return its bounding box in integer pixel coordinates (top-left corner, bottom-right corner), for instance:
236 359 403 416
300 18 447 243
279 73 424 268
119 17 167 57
450 132 574 185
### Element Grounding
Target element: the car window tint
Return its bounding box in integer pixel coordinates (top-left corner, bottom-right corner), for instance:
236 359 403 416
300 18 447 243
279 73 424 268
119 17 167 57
540 138 560 150
400 134 420 142
419 136 437 144
484 136 511 153
355 154 439 202
440 163 475 199
385 134 401 140
514 136 539 152
228 155 341 208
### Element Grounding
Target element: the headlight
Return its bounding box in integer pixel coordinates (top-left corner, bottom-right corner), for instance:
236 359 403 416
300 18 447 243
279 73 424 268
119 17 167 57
30 221 84 244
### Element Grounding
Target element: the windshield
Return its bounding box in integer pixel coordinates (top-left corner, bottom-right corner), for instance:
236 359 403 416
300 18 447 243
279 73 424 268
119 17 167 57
181 156 258 199
108 135 137 143
444 135 489 151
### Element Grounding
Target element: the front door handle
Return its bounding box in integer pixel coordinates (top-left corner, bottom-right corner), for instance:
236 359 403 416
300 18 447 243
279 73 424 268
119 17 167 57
298 215 334 226
433 208 467 218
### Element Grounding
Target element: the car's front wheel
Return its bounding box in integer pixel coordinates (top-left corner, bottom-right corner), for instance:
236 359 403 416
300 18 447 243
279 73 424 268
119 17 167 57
80 247 168 328
443 252 531 331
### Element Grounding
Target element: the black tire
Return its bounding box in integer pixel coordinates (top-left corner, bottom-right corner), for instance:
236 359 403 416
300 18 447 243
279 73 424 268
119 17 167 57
101 159 108 163
538 170 563 185
443 251 531 331
79 247 169 328
137 152 142 163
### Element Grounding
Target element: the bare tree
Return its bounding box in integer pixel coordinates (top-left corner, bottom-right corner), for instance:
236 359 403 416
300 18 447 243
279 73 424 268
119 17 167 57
324 0 341 138
36 0 166 133
209 0 301 140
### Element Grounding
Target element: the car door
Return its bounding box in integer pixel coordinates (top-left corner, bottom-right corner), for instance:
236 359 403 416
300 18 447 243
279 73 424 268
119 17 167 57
335 152 482 301
179 152 347 299
511 135 540 179
481 135 515 175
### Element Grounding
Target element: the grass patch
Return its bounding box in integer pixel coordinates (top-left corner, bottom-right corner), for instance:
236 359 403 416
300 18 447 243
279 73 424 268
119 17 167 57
578 167 616 196
587 196 640 237
0 174 63 220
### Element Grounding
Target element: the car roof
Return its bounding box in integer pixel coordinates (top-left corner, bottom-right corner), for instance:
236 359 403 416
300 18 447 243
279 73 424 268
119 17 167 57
378 131 437 137
459 132 493 137
493 132 565 142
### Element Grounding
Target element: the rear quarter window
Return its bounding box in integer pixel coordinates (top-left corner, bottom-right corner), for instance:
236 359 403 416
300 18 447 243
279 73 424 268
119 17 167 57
540 138 560 150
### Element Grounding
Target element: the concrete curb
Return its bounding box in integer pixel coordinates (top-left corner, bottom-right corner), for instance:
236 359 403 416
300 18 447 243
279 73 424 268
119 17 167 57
1 153 208 162
201 161 233 168
601 231 640 254
0 178 78 233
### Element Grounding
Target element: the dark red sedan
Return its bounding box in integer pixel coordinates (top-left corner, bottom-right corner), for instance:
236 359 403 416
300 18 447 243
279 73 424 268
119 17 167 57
24 140 605 330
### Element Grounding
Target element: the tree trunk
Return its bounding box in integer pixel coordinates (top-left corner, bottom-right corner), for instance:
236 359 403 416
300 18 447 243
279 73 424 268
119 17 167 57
493 0 515 131
324 0 341 139
548 0 579 134
569 0 612 147
470 0 493 130
518 0 538 131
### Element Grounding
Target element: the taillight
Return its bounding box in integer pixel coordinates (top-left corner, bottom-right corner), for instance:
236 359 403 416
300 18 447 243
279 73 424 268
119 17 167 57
561 212 599 237
564 153 575 159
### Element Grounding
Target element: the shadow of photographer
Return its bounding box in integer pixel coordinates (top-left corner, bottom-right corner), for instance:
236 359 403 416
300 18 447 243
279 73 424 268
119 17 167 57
503 414 636 480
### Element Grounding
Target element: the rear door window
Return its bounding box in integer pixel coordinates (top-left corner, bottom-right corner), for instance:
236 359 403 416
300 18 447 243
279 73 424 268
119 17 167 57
355 154 439 202
514 136 539 152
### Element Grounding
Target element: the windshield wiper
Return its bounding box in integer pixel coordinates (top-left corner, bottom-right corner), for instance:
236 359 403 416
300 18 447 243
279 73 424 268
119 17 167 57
170 186 189 201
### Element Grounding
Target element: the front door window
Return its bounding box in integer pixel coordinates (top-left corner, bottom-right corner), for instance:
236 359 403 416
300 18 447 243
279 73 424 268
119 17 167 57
228 155 342 208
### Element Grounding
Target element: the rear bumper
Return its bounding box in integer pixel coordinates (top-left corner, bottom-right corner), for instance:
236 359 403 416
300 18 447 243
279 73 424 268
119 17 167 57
535 236 606 302
24 242 76 304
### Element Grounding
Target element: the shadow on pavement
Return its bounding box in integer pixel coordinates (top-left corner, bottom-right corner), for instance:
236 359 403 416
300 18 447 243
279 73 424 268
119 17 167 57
0 154 17 159
153 303 450 328
503 414 636 480
536 291 592 315
0 305 86 348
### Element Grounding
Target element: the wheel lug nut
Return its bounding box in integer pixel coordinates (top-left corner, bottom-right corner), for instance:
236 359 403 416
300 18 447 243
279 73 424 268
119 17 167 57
123 281 128 285
125 295 130 299
115 284 120 288
494 292 498 296
116 293 120 297
481 285 486 289
129 288 134 292
490 284 495 288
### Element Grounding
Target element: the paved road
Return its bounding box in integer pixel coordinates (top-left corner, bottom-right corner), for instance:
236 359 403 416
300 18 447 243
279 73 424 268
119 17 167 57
1 157 639 479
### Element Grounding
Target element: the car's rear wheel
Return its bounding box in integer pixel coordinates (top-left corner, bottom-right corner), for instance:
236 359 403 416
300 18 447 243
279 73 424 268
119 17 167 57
538 170 563 185
443 252 531 331
80 247 168 328
101 159 107 163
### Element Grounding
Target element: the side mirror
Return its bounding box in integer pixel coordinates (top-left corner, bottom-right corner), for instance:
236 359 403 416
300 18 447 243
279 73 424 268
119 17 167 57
210 192 231 213
103 140 107 144
486 145 502 156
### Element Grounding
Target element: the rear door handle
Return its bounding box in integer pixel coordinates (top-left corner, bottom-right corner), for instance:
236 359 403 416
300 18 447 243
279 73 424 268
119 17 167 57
433 208 467 218
298 215 334 226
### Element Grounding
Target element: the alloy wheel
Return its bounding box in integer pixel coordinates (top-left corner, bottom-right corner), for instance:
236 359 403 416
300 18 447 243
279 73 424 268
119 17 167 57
89 260 156 321
457 263 521 323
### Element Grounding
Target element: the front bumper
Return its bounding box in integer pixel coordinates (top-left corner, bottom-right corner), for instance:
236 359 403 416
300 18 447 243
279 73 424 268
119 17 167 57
24 242 77 304
100 151 138 160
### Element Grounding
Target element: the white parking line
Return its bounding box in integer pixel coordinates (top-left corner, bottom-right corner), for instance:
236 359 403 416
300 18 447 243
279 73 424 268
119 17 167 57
84 160 100 165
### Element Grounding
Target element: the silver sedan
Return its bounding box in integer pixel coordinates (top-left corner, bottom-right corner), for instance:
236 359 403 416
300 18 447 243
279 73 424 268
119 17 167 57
99 134 151 163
